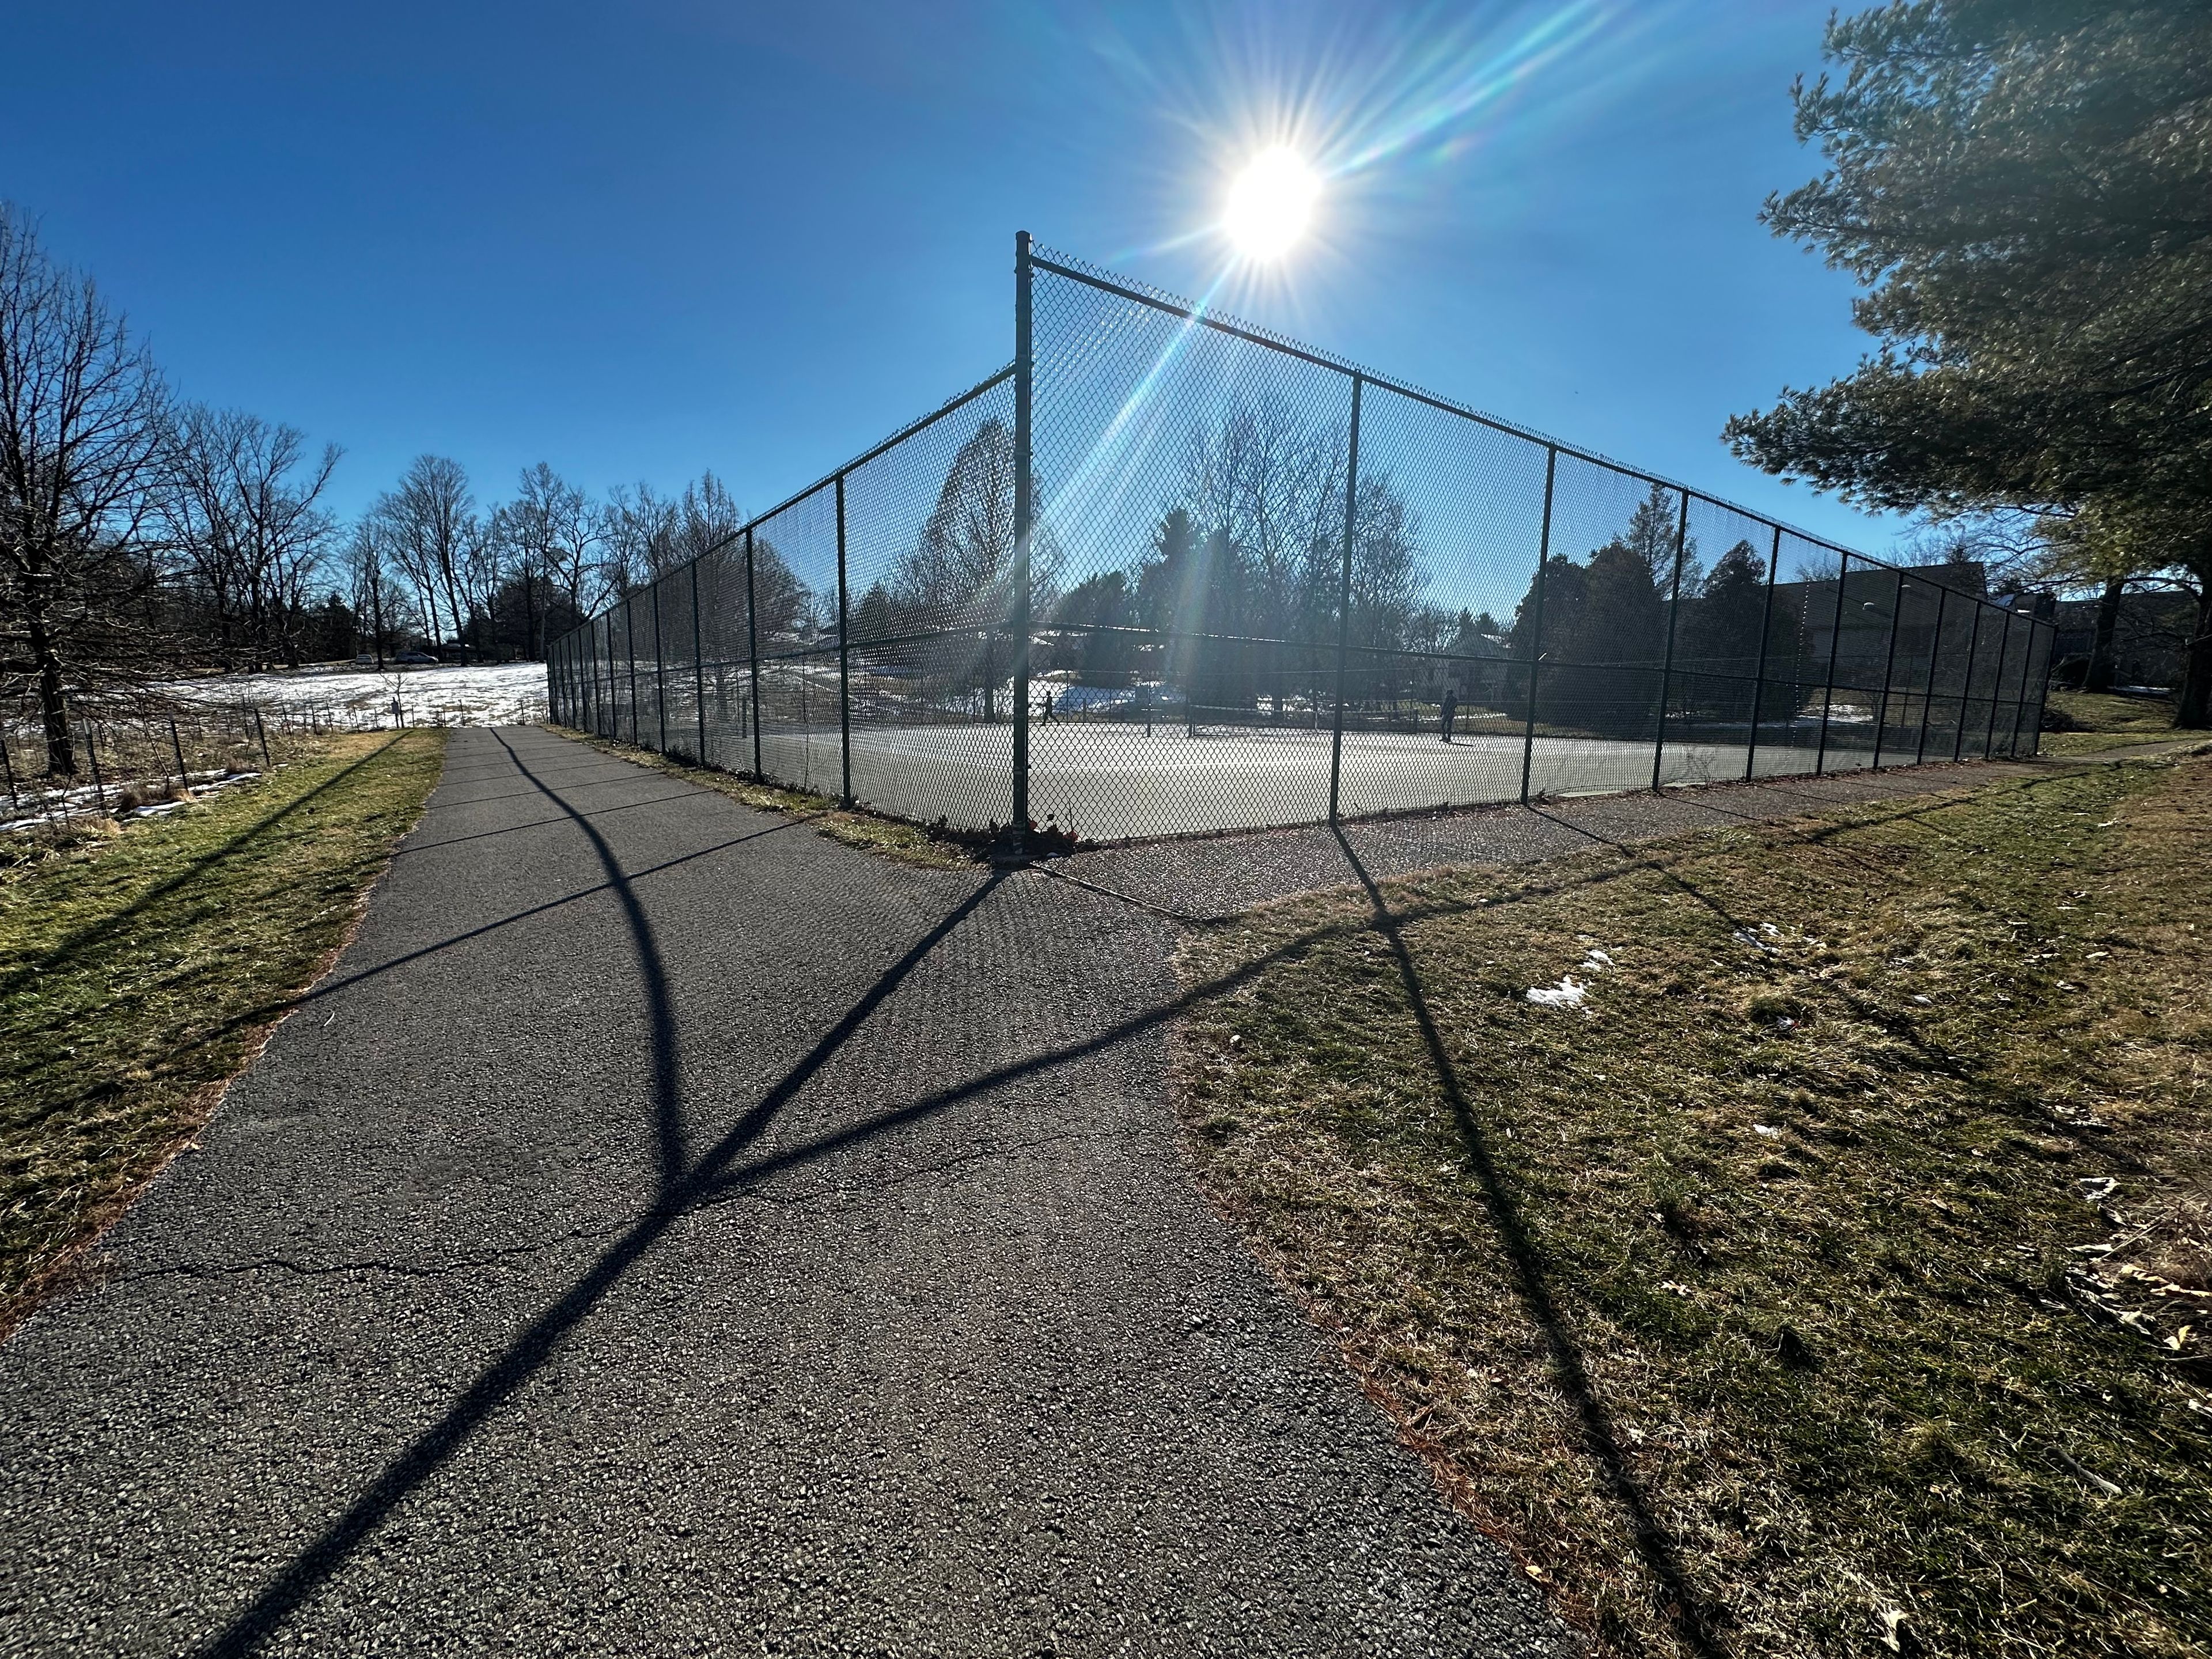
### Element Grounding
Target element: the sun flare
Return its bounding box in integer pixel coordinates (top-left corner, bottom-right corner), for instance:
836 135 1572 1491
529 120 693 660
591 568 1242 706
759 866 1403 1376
1223 147 1321 261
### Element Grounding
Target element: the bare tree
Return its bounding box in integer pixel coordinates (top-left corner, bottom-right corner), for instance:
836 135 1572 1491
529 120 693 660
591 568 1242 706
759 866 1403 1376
497 463 600 649
669 472 743 566
373 455 475 657
1177 396 1344 643
601 482 677 598
159 404 340 669
889 418 1064 627
0 204 172 775
347 518 393 667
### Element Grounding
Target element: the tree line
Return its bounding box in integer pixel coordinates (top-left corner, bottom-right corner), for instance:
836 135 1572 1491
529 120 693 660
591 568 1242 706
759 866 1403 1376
0 202 755 776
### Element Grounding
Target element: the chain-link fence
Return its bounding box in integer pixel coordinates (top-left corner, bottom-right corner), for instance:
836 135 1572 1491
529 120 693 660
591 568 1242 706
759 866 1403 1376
548 237 2054 846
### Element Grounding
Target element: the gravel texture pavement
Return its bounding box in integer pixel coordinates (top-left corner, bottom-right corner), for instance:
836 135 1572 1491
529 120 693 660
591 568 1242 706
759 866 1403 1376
0 726 1572 1657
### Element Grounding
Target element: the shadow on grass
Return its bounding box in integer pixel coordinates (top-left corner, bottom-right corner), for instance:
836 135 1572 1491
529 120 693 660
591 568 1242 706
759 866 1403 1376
0 735 407 1000
1327 824 1725 1658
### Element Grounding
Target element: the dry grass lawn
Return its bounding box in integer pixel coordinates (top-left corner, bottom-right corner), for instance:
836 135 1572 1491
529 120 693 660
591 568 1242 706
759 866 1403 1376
1 730 444 1332
1177 751 2211 1657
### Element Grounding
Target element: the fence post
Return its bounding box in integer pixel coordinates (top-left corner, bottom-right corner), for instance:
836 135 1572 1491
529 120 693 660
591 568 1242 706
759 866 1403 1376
691 563 709 766
1328 372 1363 824
1520 447 1558 805
169 717 187 785
1649 489 1691 791
1813 555 1850 775
1010 229 1036 846
1982 607 2012 757
836 472 854 806
253 707 272 768
626 593 641 745
2025 618 2055 756
1743 524 1781 782
1915 584 1946 764
745 527 764 779
653 580 669 753
1872 567 1905 768
84 720 107 812
2004 622 2034 757
1953 601 1982 762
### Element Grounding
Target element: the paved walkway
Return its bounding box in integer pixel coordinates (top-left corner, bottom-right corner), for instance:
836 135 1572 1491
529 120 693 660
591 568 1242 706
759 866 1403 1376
0 728 1569 1657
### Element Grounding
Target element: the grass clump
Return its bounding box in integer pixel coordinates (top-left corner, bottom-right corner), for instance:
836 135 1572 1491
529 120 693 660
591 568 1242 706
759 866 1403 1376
547 725 979 868
1 730 444 1331
1176 753 2211 1657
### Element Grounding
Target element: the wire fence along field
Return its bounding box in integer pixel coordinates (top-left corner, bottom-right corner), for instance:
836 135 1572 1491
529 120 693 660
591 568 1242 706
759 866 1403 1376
4 672 548 834
547 239 2053 846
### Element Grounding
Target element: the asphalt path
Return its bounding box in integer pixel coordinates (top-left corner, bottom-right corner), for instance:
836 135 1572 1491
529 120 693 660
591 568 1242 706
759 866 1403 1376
0 726 1571 1657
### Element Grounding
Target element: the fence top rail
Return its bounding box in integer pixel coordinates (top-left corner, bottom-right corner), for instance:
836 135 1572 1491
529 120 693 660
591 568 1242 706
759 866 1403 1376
1027 241 1968 599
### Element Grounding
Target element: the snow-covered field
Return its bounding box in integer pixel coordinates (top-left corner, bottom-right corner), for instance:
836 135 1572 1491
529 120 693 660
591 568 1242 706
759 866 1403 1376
169 661 550 728
3 663 548 834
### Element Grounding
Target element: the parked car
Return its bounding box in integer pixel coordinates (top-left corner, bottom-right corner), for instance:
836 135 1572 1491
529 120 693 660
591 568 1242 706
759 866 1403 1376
352 653 378 667
393 651 440 665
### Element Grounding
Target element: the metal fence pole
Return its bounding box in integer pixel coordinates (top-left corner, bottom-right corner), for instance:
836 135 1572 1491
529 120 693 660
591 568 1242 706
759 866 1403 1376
836 472 853 806
2025 618 2055 756
745 527 764 779
653 581 669 753
253 707 272 768
627 593 641 746
691 562 708 765
1744 524 1781 782
168 717 187 785
1872 567 1905 768
1520 447 1558 805
1010 230 1036 844
1649 489 1691 792
2005 624 2035 757
1 732 17 812
1915 584 1946 764
1982 608 2013 757
1328 372 1363 824
84 720 107 811
1813 555 1850 775
1953 601 1983 762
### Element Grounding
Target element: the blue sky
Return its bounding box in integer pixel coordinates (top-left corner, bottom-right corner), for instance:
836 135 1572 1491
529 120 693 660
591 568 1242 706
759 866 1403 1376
2 0 1898 554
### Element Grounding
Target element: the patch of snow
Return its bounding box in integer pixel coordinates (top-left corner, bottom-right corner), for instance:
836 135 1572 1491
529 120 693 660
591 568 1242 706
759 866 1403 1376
166 661 550 728
1525 975 1589 1010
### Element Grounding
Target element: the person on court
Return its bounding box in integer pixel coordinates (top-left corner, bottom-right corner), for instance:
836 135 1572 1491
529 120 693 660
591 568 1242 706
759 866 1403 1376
1440 686 1459 744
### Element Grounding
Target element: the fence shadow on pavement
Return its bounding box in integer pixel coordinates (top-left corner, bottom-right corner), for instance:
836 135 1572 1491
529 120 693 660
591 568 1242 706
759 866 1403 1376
195 733 1007 1657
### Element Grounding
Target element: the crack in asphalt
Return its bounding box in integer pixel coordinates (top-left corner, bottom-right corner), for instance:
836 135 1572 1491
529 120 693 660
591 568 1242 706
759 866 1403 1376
116 1128 1168 1287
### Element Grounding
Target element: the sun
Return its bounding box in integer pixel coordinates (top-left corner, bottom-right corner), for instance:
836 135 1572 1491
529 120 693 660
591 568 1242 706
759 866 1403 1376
1223 147 1321 262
